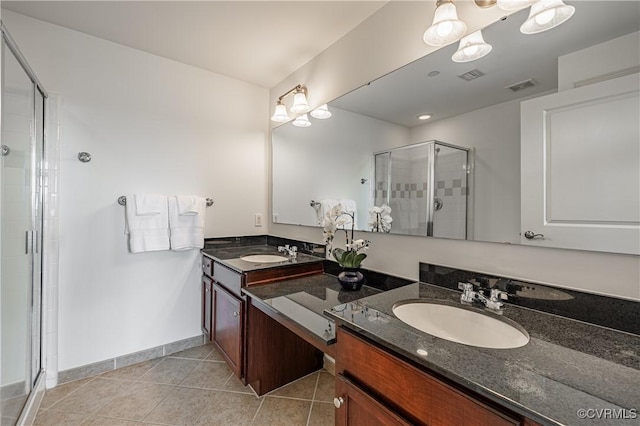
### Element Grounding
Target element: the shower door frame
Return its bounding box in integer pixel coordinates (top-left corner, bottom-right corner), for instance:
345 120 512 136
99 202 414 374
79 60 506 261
372 140 470 238
1 21 49 425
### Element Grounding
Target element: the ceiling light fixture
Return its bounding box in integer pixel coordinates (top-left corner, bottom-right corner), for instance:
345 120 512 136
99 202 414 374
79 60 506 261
418 114 433 120
292 114 312 128
423 0 576 63
423 0 467 47
270 84 311 123
452 30 492 63
310 104 332 119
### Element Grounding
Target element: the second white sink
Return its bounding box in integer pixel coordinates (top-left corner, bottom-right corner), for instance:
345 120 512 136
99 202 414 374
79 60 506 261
240 254 288 263
392 301 529 349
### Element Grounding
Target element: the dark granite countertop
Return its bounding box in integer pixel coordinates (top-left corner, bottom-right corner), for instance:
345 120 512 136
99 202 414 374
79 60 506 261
201 244 323 273
324 282 640 426
242 273 382 344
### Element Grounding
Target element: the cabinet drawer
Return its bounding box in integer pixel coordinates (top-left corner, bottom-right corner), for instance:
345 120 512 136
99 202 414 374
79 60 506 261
337 327 521 426
202 255 213 278
214 262 243 297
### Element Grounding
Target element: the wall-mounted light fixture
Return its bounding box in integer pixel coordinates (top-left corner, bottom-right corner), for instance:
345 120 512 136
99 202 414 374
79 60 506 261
270 84 332 126
424 0 575 63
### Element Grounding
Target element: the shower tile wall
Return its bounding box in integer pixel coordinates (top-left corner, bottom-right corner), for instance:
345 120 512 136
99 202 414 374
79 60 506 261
433 149 467 240
384 156 428 235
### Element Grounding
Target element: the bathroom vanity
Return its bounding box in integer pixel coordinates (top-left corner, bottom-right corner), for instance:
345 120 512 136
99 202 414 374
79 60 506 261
201 240 323 380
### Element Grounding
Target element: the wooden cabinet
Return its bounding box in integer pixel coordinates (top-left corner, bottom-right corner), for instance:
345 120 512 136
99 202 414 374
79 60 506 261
201 252 323 382
201 276 212 340
212 282 244 378
336 327 535 426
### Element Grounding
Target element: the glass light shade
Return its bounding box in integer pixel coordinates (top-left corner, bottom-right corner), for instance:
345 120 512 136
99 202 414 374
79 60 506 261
270 103 290 122
292 114 312 128
423 2 467 47
520 0 575 34
452 30 492 63
497 0 536 11
290 92 311 113
310 104 332 119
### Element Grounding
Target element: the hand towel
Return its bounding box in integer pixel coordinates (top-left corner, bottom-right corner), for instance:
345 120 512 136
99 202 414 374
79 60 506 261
169 195 206 251
125 194 170 253
338 199 358 229
176 195 199 215
134 193 166 215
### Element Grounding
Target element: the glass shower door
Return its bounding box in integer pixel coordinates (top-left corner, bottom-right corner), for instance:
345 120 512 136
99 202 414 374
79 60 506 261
431 143 469 239
1 38 44 425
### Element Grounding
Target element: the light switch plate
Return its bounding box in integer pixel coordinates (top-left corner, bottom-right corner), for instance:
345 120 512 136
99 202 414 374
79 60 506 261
254 213 262 227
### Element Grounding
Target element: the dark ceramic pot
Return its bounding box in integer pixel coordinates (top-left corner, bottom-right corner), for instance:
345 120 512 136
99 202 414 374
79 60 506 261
337 267 365 291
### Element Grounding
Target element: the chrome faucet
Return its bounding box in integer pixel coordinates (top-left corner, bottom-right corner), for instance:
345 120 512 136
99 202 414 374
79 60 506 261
278 244 298 260
458 282 508 311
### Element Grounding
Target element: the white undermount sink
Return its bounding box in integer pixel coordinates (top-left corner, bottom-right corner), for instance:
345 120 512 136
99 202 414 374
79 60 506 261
392 301 529 349
240 254 288 263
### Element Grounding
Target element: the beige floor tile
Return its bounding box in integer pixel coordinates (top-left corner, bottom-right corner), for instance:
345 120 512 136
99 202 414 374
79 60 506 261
34 409 88 425
40 378 93 409
222 374 254 394
253 397 311 426
169 343 215 360
138 357 199 385
308 402 335 426
313 371 335 403
49 378 131 414
268 372 318 400
101 359 162 381
179 361 232 389
81 415 140 425
193 391 262 425
95 382 174 420
205 347 225 362
141 386 216 425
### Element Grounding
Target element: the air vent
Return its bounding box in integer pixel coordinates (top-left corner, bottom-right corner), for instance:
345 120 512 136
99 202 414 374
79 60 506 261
458 69 485 81
506 79 537 92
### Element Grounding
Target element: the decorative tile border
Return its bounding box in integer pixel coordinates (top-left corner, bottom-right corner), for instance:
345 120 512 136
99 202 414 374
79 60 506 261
419 262 640 336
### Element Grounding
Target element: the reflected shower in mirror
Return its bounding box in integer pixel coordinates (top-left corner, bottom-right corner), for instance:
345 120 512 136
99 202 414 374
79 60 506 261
271 1 639 253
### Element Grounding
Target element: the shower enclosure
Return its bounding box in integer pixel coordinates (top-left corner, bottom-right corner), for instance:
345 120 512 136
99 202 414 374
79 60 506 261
1 23 47 425
374 140 470 239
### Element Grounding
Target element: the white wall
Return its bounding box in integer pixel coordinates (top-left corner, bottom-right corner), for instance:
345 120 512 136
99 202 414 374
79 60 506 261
2 10 269 371
269 2 640 301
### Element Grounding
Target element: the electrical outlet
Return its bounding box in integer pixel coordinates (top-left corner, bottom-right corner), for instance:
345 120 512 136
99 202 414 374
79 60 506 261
254 213 262 227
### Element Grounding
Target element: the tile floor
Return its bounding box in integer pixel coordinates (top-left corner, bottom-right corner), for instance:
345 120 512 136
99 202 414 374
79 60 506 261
34 344 335 425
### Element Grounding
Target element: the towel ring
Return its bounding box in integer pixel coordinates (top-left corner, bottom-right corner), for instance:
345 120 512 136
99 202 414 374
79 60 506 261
118 196 214 207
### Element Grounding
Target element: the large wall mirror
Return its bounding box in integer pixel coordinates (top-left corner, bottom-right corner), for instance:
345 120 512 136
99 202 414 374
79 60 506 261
272 1 639 254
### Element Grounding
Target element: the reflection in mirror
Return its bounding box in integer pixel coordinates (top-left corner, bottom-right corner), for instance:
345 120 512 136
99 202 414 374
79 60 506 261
272 1 639 254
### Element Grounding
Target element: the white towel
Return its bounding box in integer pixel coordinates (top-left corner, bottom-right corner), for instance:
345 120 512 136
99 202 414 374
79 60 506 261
134 193 166 215
169 195 206 251
318 199 337 225
176 195 199 215
125 194 170 253
338 199 358 229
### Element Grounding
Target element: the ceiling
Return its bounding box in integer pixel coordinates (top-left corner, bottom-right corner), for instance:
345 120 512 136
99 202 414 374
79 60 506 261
331 1 640 127
2 1 387 88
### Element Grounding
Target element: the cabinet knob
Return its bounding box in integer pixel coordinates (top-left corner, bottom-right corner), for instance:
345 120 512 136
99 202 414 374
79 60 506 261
233 311 239 317
333 397 344 408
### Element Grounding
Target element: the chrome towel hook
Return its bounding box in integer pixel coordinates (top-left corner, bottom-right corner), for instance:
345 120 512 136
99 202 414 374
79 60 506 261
78 152 92 163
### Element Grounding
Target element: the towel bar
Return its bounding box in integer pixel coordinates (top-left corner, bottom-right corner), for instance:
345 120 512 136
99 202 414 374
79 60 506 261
118 196 214 207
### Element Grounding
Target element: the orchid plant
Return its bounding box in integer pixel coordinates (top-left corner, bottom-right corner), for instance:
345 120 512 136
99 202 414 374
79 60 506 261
368 204 392 233
322 204 370 268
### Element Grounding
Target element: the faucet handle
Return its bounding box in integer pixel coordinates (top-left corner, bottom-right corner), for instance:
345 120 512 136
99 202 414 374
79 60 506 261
490 288 508 301
458 282 475 303
458 282 474 292
290 245 298 252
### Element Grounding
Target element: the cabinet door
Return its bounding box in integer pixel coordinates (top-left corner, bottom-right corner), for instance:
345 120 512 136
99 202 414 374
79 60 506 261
521 73 639 254
202 276 213 340
212 282 243 378
335 374 411 426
